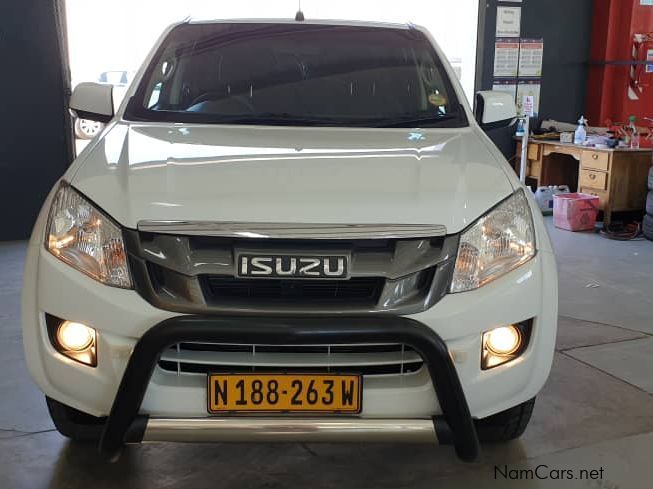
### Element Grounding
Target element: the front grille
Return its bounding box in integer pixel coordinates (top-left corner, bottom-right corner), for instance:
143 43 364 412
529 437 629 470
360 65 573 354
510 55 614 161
202 276 385 305
125 228 457 314
158 342 424 377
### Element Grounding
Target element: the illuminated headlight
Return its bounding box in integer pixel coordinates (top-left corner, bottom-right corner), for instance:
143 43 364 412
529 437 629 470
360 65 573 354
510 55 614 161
451 189 535 293
45 183 132 288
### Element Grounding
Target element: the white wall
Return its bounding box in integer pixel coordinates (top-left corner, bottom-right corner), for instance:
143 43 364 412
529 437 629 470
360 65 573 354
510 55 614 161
66 0 478 102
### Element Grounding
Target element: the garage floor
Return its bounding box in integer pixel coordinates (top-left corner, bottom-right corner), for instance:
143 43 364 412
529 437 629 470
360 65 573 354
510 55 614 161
1 218 652 489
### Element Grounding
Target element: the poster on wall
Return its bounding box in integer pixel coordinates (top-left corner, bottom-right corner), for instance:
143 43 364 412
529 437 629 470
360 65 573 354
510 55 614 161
496 6 521 37
646 48 653 73
516 80 541 117
494 38 520 77
492 78 518 99
519 39 544 77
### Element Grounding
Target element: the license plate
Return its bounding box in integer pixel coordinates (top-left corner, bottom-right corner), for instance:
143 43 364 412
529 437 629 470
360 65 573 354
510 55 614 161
207 373 362 414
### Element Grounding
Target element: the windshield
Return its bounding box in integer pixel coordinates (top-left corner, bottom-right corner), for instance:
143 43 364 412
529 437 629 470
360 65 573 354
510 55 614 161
125 23 467 128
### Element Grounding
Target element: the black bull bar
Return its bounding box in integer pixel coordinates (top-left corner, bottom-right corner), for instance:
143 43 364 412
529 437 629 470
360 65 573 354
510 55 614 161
98 315 481 462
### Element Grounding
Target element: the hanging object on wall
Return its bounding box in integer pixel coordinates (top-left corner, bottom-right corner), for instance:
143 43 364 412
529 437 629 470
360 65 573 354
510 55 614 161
518 39 544 78
492 78 518 99
516 80 541 117
629 33 653 100
496 6 521 38
494 38 520 77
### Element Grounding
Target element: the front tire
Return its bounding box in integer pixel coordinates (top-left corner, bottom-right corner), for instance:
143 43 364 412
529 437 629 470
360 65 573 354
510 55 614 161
46 396 105 442
475 397 536 443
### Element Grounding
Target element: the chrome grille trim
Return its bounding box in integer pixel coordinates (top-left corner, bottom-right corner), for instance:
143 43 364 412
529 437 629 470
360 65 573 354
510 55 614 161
124 228 458 315
158 342 424 377
137 221 447 239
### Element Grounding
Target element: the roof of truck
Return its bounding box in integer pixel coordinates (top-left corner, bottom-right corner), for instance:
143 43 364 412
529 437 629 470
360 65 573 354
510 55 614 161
186 18 414 30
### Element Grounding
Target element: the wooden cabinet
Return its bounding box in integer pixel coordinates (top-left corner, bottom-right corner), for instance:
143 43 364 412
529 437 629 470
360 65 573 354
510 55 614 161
515 140 652 225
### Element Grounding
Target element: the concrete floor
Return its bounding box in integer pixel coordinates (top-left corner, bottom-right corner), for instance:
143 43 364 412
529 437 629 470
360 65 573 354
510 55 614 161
1 218 652 488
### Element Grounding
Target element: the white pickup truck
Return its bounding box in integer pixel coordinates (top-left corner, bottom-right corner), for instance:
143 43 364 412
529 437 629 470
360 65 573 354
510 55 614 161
22 18 557 462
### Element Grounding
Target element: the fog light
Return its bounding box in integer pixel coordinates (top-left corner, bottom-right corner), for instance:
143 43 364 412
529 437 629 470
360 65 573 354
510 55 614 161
485 326 521 355
482 323 530 370
46 315 97 367
57 321 94 352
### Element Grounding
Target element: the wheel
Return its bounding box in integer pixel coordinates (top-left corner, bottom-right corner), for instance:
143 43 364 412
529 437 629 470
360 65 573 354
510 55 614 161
646 191 653 215
475 397 535 443
46 396 105 442
648 166 653 190
74 118 104 140
644 214 653 241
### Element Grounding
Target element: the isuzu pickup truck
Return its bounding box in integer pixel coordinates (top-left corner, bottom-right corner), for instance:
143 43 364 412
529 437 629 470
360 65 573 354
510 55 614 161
22 18 557 462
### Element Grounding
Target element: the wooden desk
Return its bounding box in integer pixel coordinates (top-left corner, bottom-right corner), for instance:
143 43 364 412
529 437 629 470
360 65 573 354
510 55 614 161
515 140 652 225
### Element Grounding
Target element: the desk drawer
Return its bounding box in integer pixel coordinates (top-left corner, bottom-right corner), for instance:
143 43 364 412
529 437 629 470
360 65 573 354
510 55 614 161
527 144 540 161
579 187 607 210
527 159 541 178
581 151 610 171
580 169 608 190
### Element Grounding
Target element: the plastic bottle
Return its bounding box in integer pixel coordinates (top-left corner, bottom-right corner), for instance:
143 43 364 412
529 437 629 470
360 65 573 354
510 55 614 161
534 186 555 213
628 116 640 149
515 118 525 137
574 116 588 145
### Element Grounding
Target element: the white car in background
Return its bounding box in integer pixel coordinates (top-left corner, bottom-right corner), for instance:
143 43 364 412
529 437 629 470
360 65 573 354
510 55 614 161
23 19 557 463
73 70 133 139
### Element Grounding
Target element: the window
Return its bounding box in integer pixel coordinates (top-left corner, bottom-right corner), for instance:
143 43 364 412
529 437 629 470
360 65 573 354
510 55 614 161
126 23 466 128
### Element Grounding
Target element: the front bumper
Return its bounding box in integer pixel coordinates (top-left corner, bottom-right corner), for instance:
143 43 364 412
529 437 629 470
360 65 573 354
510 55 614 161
105 315 479 461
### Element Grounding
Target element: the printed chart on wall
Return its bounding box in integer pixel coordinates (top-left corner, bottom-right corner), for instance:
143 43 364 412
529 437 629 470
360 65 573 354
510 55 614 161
492 79 518 99
519 39 544 77
494 38 520 77
516 80 541 117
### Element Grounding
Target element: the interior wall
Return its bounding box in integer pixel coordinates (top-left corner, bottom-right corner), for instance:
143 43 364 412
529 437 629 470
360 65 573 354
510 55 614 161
0 0 73 241
476 0 595 157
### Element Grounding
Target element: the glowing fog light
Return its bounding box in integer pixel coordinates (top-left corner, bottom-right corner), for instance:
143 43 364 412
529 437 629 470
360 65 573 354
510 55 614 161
485 326 521 356
481 323 531 370
57 321 95 352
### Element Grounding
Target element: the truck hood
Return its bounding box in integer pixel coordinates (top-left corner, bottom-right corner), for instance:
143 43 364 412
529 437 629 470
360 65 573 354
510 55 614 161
71 122 514 234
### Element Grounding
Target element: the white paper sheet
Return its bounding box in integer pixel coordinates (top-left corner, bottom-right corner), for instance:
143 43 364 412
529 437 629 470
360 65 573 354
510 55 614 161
496 6 521 37
494 39 520 77
517 80 541 117
492 79 518 99
519 39 544 77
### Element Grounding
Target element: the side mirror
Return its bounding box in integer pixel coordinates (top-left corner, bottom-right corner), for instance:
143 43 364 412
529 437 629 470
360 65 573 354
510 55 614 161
474 91 516 130
70 83 114 123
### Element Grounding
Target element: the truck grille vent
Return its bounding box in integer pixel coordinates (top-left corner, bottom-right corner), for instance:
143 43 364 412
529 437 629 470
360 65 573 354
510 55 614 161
158 342 424 377
202 276 385 305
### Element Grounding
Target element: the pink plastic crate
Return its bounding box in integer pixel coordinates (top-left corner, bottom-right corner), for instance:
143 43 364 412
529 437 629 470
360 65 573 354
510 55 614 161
553 193 600 231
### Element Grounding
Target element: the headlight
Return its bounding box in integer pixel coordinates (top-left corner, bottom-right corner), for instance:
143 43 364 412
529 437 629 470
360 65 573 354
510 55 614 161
451 189 535 293
45 183 132 288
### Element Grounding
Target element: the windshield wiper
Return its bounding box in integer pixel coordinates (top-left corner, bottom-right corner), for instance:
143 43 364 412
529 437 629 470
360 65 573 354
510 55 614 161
180 112 461 128
372 114 459 128
205 113 344 126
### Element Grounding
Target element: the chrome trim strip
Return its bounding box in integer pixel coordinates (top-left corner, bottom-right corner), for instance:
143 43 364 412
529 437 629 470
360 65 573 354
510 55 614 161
142 418 438 443
136 221 447 239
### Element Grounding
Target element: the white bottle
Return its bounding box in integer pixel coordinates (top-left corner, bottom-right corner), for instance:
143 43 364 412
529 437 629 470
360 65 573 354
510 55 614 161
534 186 555 212
574 116 588 145
628 116 640 149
